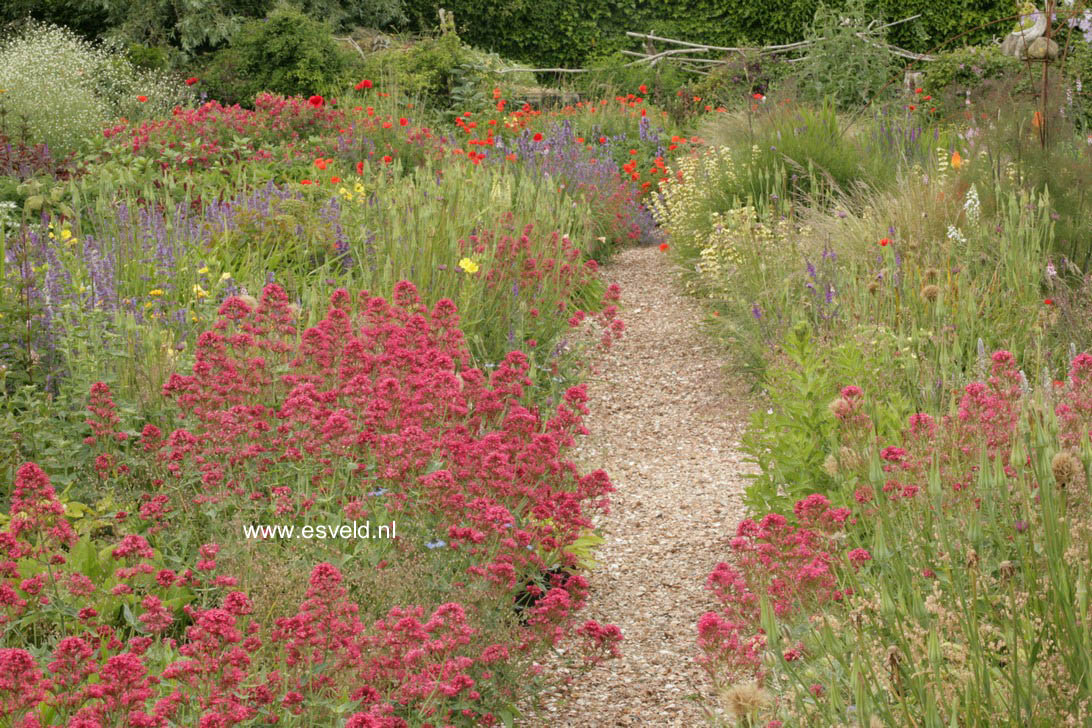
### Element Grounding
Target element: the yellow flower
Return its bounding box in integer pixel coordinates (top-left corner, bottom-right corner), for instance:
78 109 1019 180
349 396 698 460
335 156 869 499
149 289 164 296
219 272 232 283
458 257 480 274
193 284 208 299
197 266 210 275
60 229 73 241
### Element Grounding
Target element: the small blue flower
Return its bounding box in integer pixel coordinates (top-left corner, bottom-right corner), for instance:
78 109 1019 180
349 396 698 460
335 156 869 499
368 488 389 496
426 539 446 549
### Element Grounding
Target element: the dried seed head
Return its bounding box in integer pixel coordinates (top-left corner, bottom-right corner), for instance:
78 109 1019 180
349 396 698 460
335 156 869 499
924 267 940 281
829 397 852 418
966 549 979 569
868 280 881 294
840 445 863 472
920 284 940 301
823 454 839 477
1051 450 1083 489
999 560 1015 579
719 681 771 719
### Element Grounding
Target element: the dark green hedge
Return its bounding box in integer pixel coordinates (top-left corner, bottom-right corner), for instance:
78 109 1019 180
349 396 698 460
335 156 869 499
404 0 1020 69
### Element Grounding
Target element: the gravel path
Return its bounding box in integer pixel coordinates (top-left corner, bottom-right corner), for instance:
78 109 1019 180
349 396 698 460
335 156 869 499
526 245 758 726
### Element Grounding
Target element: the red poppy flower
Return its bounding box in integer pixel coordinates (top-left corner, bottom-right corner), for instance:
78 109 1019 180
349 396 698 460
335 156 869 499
136 95 148 102
599 136 607 144
1045 298 1054 305
753 92 764 100
659 243 669 252
908 105 916 111
382 155 393 164
356 161 364 175
399 117 408 126
533 132 543 141
639 84 647 93
355 79 373 90
185 77 198 86
308 95 324 107
879 237 892 246
915 87 924 94
300 179 313 185
330 177 340 184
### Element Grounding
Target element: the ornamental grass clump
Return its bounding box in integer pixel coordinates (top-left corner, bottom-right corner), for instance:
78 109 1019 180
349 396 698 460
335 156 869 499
700 348 1092 726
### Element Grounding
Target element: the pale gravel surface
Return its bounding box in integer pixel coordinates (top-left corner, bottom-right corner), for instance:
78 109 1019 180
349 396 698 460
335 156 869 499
524 245 758 727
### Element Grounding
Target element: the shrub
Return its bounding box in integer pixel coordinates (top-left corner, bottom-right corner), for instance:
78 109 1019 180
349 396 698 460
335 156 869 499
690 51 793 110
794 0 900 110
202 6 353 106
924 44 1025 98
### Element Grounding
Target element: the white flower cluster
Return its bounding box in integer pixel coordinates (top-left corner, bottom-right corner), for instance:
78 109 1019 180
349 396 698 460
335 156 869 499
0 22 194 155
0 200 17 234
963 184 981 225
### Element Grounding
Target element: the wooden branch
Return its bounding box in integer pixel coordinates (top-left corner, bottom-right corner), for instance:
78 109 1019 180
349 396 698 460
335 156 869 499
495 66 591 73
333 36 369 61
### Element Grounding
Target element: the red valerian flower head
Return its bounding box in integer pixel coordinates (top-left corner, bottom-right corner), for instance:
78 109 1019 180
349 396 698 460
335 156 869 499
308 95 324 107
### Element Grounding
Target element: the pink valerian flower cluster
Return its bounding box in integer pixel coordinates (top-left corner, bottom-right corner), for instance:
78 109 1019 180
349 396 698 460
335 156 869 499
5 462 76 557
0 283 620 723
1055 352 1092 448
698 494 864 686
849 351 1033 503
158 281 612 567
0 471 612 728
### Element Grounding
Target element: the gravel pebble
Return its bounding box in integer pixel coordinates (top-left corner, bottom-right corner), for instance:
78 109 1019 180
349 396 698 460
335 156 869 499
522 246 758 726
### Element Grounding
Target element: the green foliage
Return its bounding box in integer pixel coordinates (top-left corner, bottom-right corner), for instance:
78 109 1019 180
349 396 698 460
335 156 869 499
400 0 1016 77
125 42 171 70
740 321 839 513
648 0 1015 58
1061 36 1092 131
924 43 1024 96
355 32 535 113
690 51 792 108
402 0 637 67
739 321 912 513
0 0 111 40
203 5 353 105
795 0 899 110
572 50 688 100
